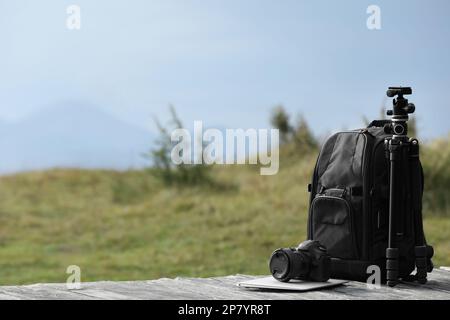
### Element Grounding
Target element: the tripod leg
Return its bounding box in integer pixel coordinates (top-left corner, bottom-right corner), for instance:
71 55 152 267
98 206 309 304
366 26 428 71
386 139 400 287
386 248 399 287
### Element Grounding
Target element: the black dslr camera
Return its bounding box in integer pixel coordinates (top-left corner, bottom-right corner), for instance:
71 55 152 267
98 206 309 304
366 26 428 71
269 240 331 282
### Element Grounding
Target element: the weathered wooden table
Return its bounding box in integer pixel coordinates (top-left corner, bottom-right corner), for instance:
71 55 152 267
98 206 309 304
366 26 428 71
0 268 449 300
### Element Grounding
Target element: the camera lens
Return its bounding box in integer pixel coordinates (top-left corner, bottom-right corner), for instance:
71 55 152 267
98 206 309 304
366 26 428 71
269 248 310 282
269 249 291 281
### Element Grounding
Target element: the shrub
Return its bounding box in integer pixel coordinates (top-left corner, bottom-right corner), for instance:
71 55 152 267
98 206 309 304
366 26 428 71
421 135 450 216
146 106 212 187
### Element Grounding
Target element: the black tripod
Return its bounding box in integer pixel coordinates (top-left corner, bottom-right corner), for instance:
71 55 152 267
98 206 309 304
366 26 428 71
383 87 430 287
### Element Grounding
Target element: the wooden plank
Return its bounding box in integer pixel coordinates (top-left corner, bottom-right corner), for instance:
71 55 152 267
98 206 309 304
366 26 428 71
81 281 174 300
0 269 449 300
0 291 21 300
68 288 135 300
0 284 89 300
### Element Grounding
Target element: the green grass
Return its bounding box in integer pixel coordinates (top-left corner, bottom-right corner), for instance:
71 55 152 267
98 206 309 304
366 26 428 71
0 140 448 285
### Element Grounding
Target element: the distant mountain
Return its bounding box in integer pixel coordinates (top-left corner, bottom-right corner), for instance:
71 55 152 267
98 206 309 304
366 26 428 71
0 102 156 174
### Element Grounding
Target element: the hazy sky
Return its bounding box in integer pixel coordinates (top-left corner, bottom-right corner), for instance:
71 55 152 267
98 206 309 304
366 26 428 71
1 0 449 139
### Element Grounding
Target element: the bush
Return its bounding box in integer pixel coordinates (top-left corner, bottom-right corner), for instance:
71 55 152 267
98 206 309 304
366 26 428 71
146 106 212 187
270 105 318 160
421 135 450 216
270 105 291 144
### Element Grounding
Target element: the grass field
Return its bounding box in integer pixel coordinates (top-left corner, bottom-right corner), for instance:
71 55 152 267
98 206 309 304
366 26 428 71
0 139 448 285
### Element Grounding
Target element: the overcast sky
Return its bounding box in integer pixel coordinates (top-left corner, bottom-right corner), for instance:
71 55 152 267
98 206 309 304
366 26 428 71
1 0 449 139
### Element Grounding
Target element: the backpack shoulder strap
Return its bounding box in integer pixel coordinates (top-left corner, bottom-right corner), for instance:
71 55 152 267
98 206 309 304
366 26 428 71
409 139 434 283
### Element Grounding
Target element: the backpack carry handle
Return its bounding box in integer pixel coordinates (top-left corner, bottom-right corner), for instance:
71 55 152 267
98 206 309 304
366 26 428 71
367 119 391 128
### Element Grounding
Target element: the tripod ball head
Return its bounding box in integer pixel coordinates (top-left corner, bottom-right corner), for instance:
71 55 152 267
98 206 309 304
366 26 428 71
387 103 415 115
384 86 416 136
386 86 416 118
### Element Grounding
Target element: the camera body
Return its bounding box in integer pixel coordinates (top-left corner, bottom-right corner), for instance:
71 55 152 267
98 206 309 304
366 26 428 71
269 240 331 282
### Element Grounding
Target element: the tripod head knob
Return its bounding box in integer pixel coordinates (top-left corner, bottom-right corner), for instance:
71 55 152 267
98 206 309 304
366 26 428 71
387 87 412 98
405 103 415 114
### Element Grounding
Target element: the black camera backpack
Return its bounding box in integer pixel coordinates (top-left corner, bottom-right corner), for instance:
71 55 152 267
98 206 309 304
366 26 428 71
306 120 434 282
